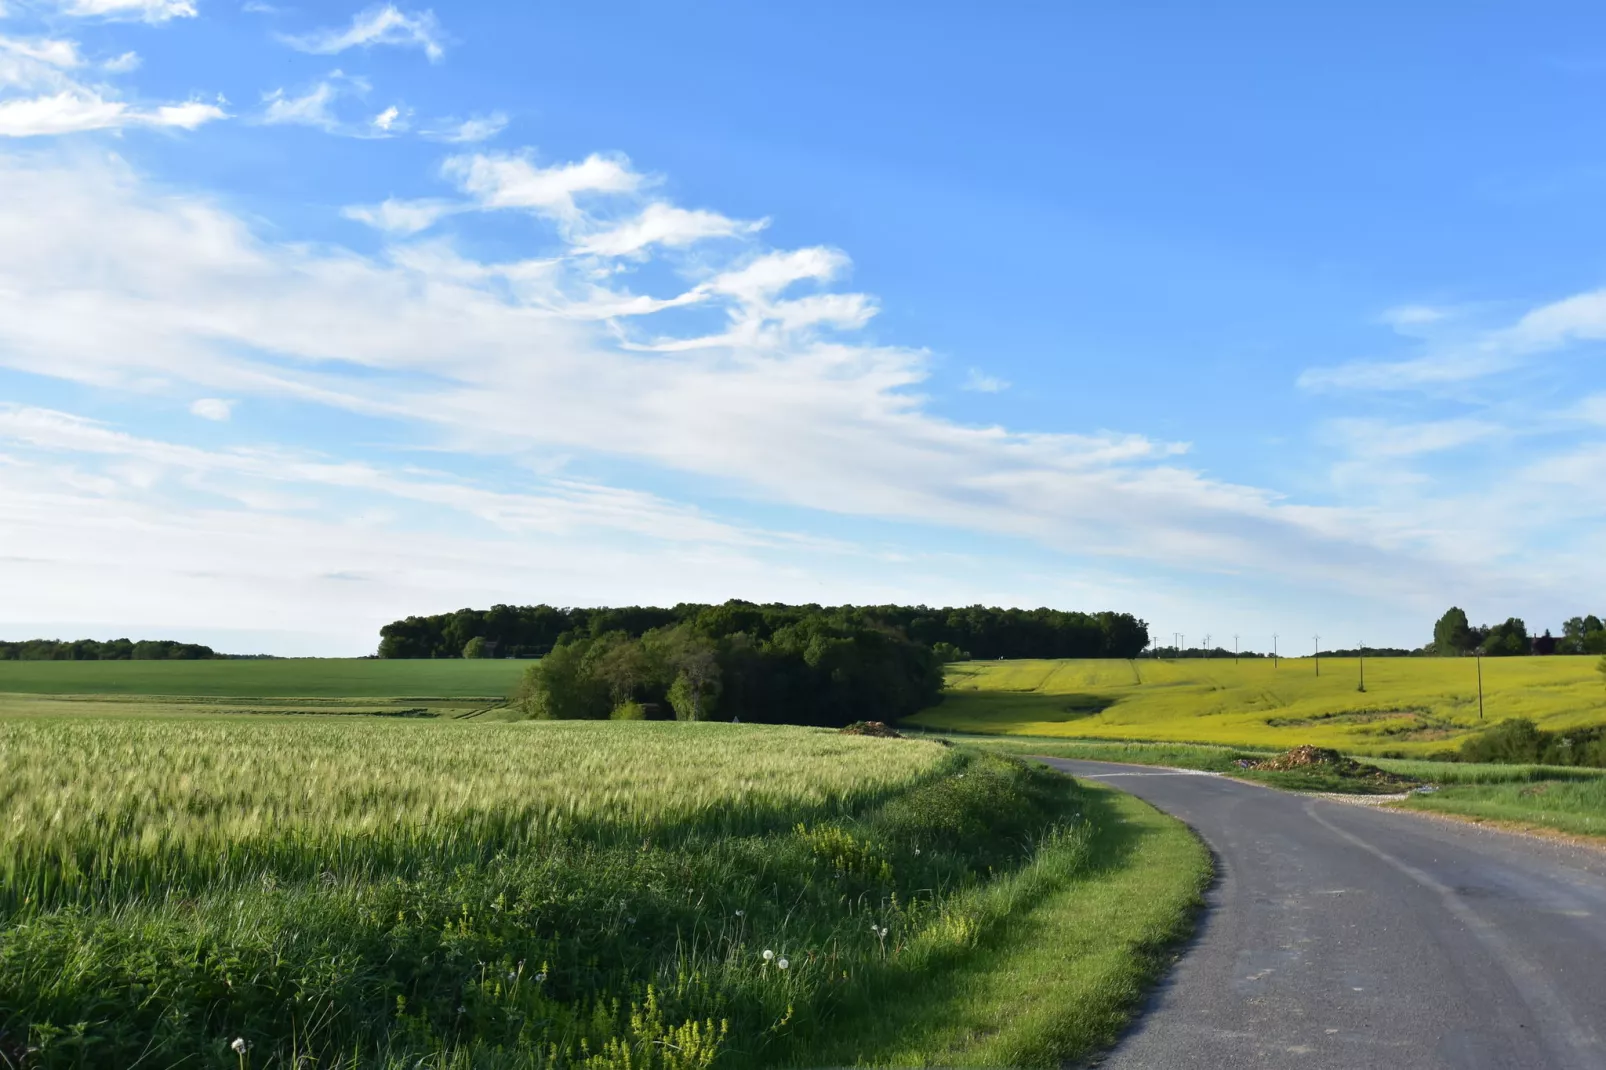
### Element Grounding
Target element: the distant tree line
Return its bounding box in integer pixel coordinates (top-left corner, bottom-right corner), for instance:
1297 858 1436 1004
0 638 223 661
1429 608 1606 657
377 602 1150 661
512 605 944 727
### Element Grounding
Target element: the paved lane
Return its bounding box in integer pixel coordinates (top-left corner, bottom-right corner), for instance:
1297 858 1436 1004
1040 759 1606 1069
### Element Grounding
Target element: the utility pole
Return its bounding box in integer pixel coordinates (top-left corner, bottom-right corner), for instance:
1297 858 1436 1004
1477 653 1484 721
1358 641 1366 693
1272 633 1278 668
1313 635 1321 676
1203 634 1212 657
1234 634 1240 664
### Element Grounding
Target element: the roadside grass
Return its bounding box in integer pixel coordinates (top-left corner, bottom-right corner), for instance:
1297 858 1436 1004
804 782 1210 1068
0 718 1209 1069
1397 778 1606 839
0 657 529 698
912 657 1606 756
931 732 1606 844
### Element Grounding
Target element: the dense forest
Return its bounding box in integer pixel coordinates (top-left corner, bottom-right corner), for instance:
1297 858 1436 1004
377 601 1150 661
513 606 944 727
0 638 223 661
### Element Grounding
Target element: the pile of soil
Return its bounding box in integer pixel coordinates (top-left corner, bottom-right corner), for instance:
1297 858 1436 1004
840 721 903 738
1251 745 1417 788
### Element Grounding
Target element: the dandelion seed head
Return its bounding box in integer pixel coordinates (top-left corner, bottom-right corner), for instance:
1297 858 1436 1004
762 949 775 961
231 1037 249 1054
778 958 789 969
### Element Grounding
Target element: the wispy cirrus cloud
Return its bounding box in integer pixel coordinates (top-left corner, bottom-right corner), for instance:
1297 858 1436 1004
422 112 506 143
54 0 196 23
342 196 457 234
258 73 403 138
278 5 446 62
963 369 1009 393
1303 286 1606 393
0 30 223 136
0 145 1552 622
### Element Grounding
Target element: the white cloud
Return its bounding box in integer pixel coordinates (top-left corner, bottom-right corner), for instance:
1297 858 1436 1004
342 196 457 235
0 90 224 135
445 151 642 219
371 103 405 133
963 369 1009 393
0 36 84 81
1380 304 1449 328
1307 285 1606 393
279 5 445 62
58 0 197 22
103 50 141 73
189 398 233 421
1326 417 1500 459
424 112 506 143
0 33 222 136
0 146 1545 621
574 202 767 257
260 79 342 131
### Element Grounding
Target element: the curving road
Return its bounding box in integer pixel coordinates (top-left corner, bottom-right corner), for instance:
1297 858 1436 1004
1039 758 1606 1069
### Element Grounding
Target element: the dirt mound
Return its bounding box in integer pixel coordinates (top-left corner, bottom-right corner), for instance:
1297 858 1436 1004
1255 745 1347 770
1250 745 1417 788
840 721 903 738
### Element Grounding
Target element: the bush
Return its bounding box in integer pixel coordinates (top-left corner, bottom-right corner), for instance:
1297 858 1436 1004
1459 717 1606 768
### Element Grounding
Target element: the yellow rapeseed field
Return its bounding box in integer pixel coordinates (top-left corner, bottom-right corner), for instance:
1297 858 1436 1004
909 656 1606 754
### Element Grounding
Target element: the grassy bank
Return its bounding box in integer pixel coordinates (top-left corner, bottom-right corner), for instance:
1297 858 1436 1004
911 657 1606 755
0 718 1207 1068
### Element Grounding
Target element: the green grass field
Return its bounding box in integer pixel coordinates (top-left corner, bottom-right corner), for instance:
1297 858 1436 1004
910 656 1606 756
0 715 1208 1068
0 657 529 697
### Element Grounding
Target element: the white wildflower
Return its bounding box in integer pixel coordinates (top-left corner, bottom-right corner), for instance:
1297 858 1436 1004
762 949 775 961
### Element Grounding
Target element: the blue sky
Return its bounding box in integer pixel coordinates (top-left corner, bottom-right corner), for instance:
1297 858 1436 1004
2 1 1604 655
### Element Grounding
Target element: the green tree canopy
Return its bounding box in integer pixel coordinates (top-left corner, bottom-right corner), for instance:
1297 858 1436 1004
1433 607 1473 655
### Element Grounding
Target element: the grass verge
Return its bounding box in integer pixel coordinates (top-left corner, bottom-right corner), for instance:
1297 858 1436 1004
799 781 1210 1067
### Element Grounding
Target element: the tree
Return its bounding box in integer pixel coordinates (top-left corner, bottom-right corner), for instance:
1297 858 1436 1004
514 639 610 719
1433 607 1473 655
648 627 722 721
462 636 489 658
1480 617 1530 657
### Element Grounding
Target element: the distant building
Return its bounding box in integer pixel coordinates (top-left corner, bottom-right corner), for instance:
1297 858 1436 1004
1532 630 1558 656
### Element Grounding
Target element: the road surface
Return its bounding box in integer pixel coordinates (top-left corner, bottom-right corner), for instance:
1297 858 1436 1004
1039 758 1606 1069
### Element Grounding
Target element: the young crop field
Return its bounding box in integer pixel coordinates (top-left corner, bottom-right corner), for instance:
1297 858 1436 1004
0 658 531 719
910 656 1606 756
0 716 1209 1069
0 657 529 698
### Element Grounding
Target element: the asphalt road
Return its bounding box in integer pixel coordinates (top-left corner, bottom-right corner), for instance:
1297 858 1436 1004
1039 758 1606 1069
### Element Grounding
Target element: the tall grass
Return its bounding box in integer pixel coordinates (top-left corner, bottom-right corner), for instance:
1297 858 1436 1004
2 719 1179 1069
